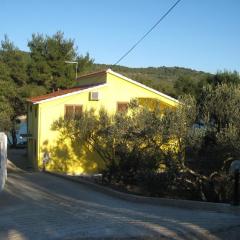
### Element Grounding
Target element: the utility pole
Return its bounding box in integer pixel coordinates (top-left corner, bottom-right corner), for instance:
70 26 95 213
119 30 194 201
65 61 78 79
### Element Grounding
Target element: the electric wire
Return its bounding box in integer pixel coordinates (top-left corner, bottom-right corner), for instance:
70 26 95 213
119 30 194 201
113 0 183 66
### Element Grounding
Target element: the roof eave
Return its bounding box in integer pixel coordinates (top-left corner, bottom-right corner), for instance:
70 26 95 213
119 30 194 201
29 83 108 105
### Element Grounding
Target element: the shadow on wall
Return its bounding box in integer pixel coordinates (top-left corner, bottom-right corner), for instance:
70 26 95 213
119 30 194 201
40 135 105 175
138 97 174 111
40 98 176 176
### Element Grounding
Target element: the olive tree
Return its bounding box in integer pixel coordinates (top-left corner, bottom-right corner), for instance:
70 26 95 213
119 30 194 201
53 102 168 183
53 97 206 195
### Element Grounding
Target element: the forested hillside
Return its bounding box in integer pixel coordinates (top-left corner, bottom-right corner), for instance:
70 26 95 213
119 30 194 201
92 64 211 97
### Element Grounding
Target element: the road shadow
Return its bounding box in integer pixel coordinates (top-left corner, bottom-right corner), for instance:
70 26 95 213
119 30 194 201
7 148 31 172
1 172 240 240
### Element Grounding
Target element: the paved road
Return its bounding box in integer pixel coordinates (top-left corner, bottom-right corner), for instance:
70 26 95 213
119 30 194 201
0 172 239 240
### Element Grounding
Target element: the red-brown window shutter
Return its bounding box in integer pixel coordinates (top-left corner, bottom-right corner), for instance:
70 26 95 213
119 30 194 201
65 105 74 118
74 105 83 117
117 102 129 112
65 105 83 119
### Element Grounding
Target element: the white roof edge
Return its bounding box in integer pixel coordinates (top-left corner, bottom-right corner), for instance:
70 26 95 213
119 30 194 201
32 83 108 105
107 69 179 104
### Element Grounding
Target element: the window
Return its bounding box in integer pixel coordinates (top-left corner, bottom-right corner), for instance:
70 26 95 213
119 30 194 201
117 102 129 112
35 107 38 118
89 92 100 101
65 105 83 119
30 105 32 112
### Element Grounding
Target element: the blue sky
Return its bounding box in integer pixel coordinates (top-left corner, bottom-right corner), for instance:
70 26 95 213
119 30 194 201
1 0 240 73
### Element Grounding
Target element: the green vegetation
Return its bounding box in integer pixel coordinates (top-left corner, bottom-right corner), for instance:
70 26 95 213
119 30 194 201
53 99 199 196
27 32 93 90
0 32 93 144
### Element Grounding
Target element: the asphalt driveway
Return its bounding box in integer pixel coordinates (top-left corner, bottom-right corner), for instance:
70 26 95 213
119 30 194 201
0 172 239 240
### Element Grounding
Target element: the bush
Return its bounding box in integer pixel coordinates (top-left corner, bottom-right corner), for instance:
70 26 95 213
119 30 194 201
53 90 239 203
138 171 175 197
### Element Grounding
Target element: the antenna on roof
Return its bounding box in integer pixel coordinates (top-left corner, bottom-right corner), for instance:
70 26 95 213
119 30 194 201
65 61 78 79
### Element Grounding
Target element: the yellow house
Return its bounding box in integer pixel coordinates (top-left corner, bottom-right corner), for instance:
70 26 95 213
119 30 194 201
27 69 178 175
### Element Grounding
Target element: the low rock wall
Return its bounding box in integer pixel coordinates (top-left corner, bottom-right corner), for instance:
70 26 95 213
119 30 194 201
0 133 7 192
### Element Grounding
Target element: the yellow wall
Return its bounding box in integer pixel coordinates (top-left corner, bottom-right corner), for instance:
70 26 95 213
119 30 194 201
37 86 109 174
106 72 178 110
28 71 178 175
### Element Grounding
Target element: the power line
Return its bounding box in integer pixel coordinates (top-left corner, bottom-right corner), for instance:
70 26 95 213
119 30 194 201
113 0 183 66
